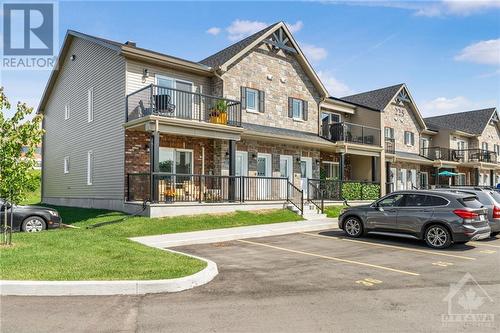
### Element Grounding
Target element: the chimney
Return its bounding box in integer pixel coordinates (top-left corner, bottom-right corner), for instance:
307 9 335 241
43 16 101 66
125 41 136 47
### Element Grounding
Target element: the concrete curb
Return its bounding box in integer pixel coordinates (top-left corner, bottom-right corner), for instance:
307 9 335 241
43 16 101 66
0 248 218 296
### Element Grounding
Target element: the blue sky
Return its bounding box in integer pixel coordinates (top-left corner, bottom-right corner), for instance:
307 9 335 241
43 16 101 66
1 0 499 118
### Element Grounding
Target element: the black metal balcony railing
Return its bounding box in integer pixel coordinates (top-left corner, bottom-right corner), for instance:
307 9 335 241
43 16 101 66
385 138 395 154
126 84 242 126
420 147 498 163
321 122 381 146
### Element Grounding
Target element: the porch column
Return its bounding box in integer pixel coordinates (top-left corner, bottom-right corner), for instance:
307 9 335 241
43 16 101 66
490 170 494 187
150 131 160 202
339 153 345 181
228 140 236 201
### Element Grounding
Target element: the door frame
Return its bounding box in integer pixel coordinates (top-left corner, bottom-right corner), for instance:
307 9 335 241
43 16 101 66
300 157 313 197
155 75 194 117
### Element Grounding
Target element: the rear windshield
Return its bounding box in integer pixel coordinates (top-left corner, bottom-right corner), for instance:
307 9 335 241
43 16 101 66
460 196 483 208
475 191 493 205
487 190 500 204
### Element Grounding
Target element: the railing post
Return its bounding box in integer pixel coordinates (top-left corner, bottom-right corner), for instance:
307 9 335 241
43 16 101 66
149 84 154 114
198 175 202 203
127 174 130 202
241 176 244 202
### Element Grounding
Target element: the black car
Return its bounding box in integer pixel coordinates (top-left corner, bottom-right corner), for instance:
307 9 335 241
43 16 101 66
338 190 491 249
0 199 61 232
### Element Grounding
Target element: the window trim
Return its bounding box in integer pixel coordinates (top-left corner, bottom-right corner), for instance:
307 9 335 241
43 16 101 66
87 87 94 122
291 98 304 120
384 127 394 139
64 103 70 120
245 88 259 113
159 147 194 174
404 131 415 146
64 156 70 174
87 150 93 185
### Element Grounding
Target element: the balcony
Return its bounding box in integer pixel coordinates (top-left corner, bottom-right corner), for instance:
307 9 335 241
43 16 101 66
126 84 242 126
420 147 498 164
321 122 381 146
385 138 395 154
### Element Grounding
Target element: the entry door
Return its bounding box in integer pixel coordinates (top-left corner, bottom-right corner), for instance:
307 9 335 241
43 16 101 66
389 167 397 193
257 153 272 199
280 155 293 199
235 151 248 200
300 157 313 197
398 169 407 190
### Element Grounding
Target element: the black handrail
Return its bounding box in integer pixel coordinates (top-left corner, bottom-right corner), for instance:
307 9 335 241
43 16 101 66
287 180 304 215
321 122 381 146
307 179 324 213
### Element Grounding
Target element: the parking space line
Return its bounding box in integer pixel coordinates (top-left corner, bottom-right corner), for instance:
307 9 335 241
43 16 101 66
301 233 476 261
469 242 500 248
237 239 420 276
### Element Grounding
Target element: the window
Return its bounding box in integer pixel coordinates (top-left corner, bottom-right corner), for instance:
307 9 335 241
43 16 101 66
456 173 466 186
64 104 70 120
404 131 415 146
87 151 93 185
288 97 307 120
64 156 70 174
159 148 193 174
494 144 500 155
377 194 404 207
457 140 465 151
403 194 427 207
461 196 483 209
245 88 259 112
419 172 428 189
420 138 429 150
321 112 341 137
425 195 449 206
87 87 94 122
384 127 394 139
322 161 339 179
482 142 488 151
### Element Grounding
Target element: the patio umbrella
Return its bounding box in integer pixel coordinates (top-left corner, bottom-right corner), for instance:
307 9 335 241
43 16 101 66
437 170 458 177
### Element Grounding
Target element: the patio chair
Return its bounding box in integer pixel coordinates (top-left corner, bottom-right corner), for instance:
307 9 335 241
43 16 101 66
154 94 175 116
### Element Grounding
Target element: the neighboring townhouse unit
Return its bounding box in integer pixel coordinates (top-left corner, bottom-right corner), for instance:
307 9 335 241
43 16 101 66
341 84 434 193
423 108 500 187
39 22 386 216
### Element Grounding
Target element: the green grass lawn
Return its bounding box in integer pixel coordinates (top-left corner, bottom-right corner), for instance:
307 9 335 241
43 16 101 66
0 206 302 280
324 205 347 218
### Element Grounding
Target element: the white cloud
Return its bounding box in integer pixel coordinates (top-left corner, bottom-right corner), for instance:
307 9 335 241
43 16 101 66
226 20 268 41
443 0 500 16
317 71 352 97
286 20 304 33
455 39 500 65
301 43 328 61
206 27 221 36
420 96 495 116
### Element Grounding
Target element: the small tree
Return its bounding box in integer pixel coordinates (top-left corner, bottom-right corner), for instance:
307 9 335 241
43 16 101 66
0 87 44 244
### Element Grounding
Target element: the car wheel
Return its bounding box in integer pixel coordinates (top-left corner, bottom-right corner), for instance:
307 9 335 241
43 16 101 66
343 217 363 238
424 225 451 249
21 216 46 232
490 232 499 238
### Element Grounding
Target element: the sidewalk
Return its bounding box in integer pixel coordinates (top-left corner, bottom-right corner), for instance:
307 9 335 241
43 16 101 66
130 218 338 249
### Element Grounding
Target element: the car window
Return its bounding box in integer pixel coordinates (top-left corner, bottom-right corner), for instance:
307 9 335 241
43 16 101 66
487 191 500 204
378 194 404 207
460 196 483 208
402 194 427 207
475 191 493 205
425 195 448 206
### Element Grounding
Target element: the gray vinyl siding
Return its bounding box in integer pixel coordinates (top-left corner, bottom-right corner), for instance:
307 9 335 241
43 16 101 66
126 59 212 95
42 37 126 201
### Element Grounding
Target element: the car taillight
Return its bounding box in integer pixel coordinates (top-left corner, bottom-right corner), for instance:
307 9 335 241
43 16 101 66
453 209 478 222
493 206 500 219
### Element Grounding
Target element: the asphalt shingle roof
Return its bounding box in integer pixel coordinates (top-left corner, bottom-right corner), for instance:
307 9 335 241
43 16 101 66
341 84 404 111
424 108 497 135
242 123 330 144
199 22 280 68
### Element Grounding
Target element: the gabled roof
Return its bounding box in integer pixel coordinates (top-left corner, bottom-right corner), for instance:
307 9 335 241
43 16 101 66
424 108 498 135
199 22 280 68
341 84 404 111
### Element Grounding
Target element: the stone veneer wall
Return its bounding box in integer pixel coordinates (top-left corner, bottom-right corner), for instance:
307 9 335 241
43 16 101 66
221 44 322 134
479 122 500 150
383 102 422 155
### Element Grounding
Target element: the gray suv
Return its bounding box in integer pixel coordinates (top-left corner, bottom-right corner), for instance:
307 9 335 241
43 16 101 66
338 190 491 249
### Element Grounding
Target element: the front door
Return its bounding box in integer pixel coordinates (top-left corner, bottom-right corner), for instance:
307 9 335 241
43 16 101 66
257 153 272 200
300 157 313 197
366 193 404 231
280 155 293 199
235 151 248 199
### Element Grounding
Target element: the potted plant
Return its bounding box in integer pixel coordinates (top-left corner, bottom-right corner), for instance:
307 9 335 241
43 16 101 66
164 189 176 203
209 100 228 124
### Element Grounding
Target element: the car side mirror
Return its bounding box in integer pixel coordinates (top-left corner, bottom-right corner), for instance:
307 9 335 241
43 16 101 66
377 206 384 212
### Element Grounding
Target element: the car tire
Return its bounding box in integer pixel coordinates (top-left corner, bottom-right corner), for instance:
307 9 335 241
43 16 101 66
491 232 499 238
21 216 46 233
424 224 452 249
343 217 363 238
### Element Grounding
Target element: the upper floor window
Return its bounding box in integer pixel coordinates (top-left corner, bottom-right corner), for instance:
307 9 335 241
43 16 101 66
64 156 70 174
64 104 70 120
494 144 500 155
457 140 465 151
288 97 308 121
87 87 94 122
482 142 489 151
87 150 93 185
384 127 394 139
420 137 429 150
241 87 264 113
404 131 415 146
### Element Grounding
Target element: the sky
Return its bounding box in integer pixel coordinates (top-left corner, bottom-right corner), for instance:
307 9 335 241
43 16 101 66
1 0 499 118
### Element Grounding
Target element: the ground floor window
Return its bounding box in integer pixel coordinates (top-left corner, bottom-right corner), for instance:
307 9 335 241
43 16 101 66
455 173 466 186
419 172 428 189
159 148 193 174
322 161 339 179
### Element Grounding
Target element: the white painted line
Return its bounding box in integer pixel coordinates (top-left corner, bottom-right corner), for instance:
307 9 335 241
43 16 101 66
301 232 476 261
237 239 420 276
469 241 500 248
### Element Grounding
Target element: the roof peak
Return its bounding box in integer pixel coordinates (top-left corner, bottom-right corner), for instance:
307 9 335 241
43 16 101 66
342 83 405 99
424 107 497 120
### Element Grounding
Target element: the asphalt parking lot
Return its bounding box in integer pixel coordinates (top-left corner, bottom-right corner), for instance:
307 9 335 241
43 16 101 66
2 229 499 333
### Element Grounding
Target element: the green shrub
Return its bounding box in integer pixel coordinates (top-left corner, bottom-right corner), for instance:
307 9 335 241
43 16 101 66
341 182 380 200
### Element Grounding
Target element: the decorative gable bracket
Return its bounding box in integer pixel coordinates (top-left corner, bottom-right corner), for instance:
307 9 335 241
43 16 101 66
263 28 297 54
396 89 410 104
